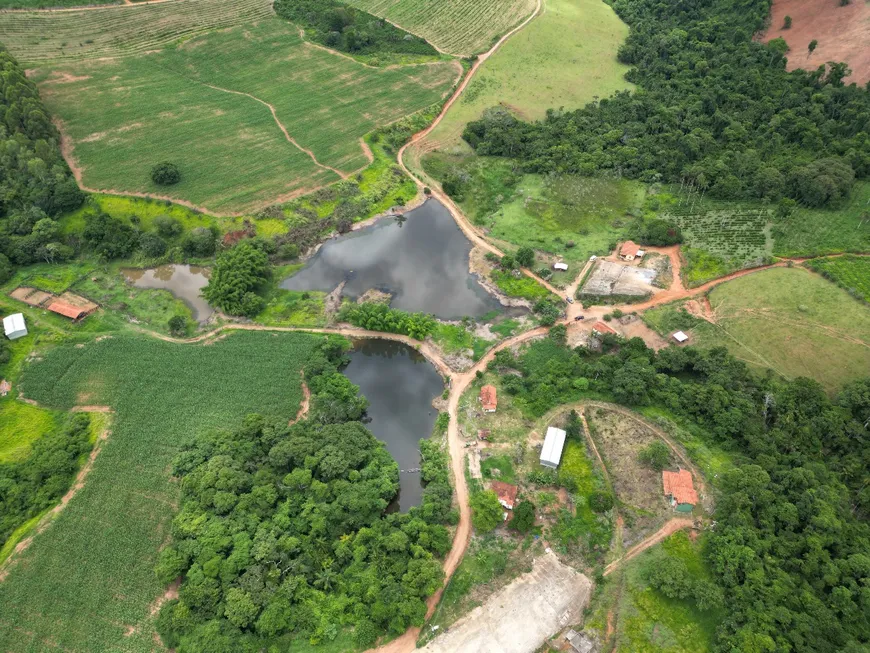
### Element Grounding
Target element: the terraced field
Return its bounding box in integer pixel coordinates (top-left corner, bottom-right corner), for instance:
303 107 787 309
345 0 536 54
2 0 459 214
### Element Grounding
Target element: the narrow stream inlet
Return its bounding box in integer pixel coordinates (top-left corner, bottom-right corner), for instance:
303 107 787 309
282 199 503 319
343 338 444 511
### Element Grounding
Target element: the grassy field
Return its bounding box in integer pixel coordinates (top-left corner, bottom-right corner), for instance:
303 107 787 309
773 182 870 257
643 267 870 392
345 0 536 54
0 331 319 652
805 255 870 303
415 0 632 153
585 531 721 652
7 3 458 214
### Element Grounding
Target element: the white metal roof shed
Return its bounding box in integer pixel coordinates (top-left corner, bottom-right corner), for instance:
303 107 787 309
3 313 27 340
673 331 689 343
553 262 569 271
541 426 567 469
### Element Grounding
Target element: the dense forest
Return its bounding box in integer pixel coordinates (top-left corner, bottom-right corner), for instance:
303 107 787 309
273 0 438 61
461 0 870 207
492 337 870 651
0 46 83 281
156 340 454 651
0 414 92 544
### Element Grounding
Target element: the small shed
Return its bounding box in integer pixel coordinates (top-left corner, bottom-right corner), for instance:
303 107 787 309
479 385 497 412
540 426 567 469
619 240 641 261
553 262 569 271
672 331 689 343
662 468 699 512
491 480 519 510
3 313 27 340
47 300 87 320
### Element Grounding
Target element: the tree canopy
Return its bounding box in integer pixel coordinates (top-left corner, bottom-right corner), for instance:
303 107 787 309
202 241 270 317
156 341 453 650
461 0 870 207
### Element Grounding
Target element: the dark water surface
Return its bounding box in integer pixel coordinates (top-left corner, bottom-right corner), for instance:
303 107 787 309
343 339 444 511
281 199 502 319
122 265 213 322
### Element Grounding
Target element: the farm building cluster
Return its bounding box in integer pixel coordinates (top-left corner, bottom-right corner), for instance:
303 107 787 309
9 287 98 321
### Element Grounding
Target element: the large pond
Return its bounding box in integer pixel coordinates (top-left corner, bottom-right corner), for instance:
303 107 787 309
343 339 444 511
122 265 213 322
282 199 502 319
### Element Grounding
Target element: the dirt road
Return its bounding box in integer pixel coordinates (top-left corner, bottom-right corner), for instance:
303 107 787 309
603 518 695 576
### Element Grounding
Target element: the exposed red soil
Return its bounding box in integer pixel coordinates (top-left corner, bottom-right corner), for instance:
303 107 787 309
760 0 870 86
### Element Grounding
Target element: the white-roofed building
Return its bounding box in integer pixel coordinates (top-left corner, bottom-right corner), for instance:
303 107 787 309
672 331 689 343
553 262 569 271
540 426 567 469
3 313 27 340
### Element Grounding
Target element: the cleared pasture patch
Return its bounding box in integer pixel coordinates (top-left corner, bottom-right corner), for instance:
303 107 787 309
644 267 870 392
6 6 458 214
418 0 633 152
585 408 673 546
0 331 319 652
345 0 537 54
806 255 870 303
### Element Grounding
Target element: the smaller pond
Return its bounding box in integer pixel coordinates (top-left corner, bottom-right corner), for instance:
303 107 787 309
343 339 444 511
281 199 503 319
122 265 213 322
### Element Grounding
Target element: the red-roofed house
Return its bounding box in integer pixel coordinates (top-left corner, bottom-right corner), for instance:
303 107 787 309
47 300 87 320
491 480 519 510
592 321 616 337
620 240 642 261
479 385 497 412
0 379 11 397
662 469 699 512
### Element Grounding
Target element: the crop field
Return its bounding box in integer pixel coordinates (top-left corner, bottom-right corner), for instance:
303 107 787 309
806 255 870 303
0 331 320 651
4 2 458 214
414 0 632 156
345 0 536 54
657 197 772 285
644 268 870 392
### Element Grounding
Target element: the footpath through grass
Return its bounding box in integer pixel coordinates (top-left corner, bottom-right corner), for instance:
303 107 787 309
0 331 319 652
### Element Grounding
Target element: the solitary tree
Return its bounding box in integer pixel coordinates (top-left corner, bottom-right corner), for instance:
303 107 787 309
515 246 535 268
783 15 792 28
807 39 818 57
150 162 180 186
510 500 536 533
470 490 503 533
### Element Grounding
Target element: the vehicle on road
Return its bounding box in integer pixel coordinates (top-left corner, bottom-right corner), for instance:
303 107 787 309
566 296 574 304
574 315 585 321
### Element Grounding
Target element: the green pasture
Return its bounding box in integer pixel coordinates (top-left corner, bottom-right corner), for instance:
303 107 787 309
643 267 870 392
0 331 319 652
773 182 870 257
419 0 633 150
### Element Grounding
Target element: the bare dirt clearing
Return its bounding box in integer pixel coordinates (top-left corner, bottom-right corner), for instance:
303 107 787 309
419 551 592 653
760 0 870 85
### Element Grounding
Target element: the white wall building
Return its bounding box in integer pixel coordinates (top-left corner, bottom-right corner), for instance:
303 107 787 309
3 313 27 340
540 426 567 469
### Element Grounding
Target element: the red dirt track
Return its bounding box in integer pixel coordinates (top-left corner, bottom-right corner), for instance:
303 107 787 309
760 0 870 86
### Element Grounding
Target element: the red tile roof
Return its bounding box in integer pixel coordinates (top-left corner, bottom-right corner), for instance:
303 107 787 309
592 321 616 335
620 240 641 257
491 481 518 509
663 469 699 505
480 384 497 411
47 300 87 320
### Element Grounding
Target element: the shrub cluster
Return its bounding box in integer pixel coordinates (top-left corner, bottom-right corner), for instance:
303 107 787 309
339 302 436 340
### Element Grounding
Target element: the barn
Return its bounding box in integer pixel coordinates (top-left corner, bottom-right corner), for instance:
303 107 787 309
540 426 567 469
